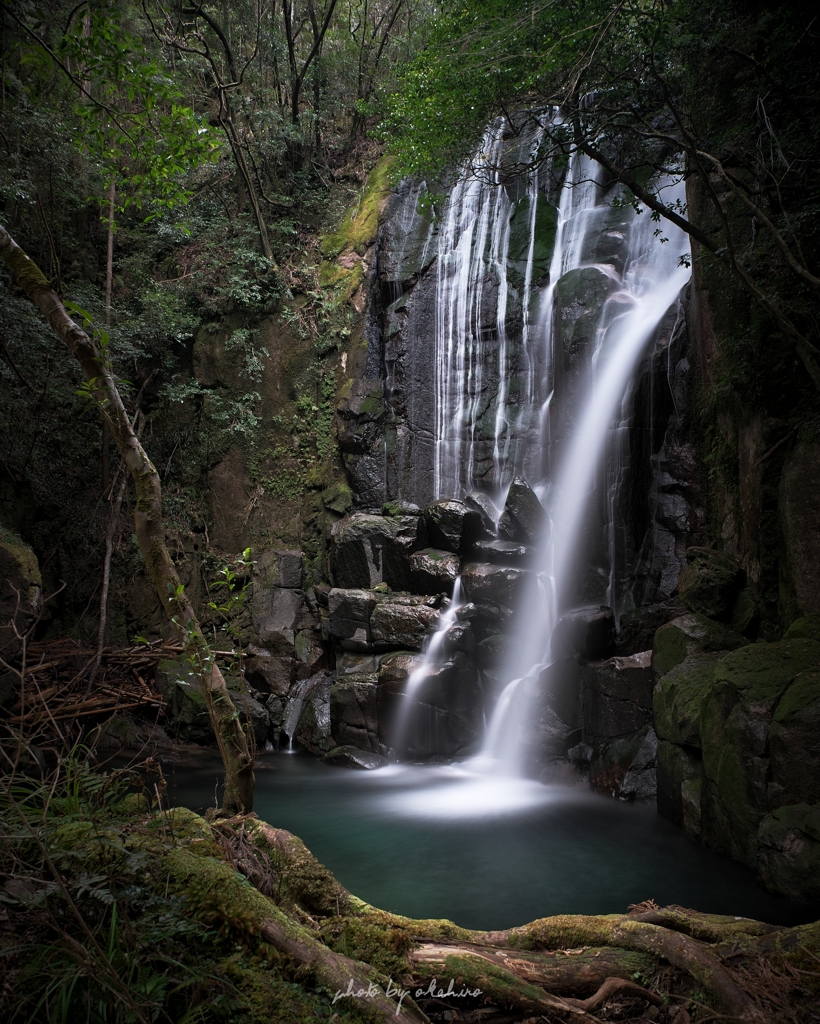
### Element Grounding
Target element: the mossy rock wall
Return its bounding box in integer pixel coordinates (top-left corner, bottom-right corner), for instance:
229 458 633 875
653 612 820 897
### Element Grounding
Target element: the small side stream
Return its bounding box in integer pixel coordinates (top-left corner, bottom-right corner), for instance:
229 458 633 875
161 751 817 931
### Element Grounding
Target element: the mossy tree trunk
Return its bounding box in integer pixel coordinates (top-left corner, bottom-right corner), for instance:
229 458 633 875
0 224 255 815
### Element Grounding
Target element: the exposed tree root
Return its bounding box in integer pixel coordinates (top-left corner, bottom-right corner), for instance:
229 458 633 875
180 812 820 1024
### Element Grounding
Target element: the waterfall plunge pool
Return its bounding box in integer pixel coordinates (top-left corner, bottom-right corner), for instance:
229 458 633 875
161 750 817 930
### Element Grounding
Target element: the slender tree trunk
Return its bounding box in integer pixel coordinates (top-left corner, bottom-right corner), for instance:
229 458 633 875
102 178 115 495
0 224 255 815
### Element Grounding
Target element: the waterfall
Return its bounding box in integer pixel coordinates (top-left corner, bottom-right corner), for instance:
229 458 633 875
393 121 690 769
433 119 551 499
481 159 691 770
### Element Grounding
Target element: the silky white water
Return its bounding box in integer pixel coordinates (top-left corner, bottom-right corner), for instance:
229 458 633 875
395 126 691 774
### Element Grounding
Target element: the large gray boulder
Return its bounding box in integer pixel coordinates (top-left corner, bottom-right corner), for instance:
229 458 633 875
328 588 439 653
328 588 378 652
497 476 546 544
423 499 486 554
460 562 531 608
552 606 616 661
254 548 303 589
292 671 334 755
330 512 423 590
464 491 499 532
408 548 460 594
369 598 439 649
243 650 294 697
329 651 384 752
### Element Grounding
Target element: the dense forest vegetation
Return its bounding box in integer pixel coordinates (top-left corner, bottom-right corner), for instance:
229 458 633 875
1 1 819 1021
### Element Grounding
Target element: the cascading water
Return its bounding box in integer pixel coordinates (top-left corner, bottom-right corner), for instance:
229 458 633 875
390 578 465 756
482 161 690 769
392 121 690 773
433 119 552 500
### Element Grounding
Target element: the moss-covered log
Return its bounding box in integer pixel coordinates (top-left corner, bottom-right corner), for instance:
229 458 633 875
0 225 254 815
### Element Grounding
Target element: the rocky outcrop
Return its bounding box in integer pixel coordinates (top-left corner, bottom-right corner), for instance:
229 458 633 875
573 651 657 801
652 612 820 899
377 650 483 759
581 651 654 740
423 499 487 553
408 548 460 594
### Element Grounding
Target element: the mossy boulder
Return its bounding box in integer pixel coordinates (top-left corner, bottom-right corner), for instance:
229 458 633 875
651 613 749 678
653 653 722 747
699 638 820 868
784 613 820 641
678 546 745 622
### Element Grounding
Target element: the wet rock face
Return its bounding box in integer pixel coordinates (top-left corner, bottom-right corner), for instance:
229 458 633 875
377 650 483 759
330 512 424 590
615 599 684 656
652 614 820 898
589 726 658 802
472 539 534 566
370 599 439 649
757 804 820 900
581 651 654 740
768 671 820 807
651 612 749 678
292 671 334 755
323 745 388 770
678 546 745 621
336 378 387 508
250 588 305 655
255 548 304 590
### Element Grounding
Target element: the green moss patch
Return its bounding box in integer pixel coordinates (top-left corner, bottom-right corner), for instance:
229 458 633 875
715 638 820 709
